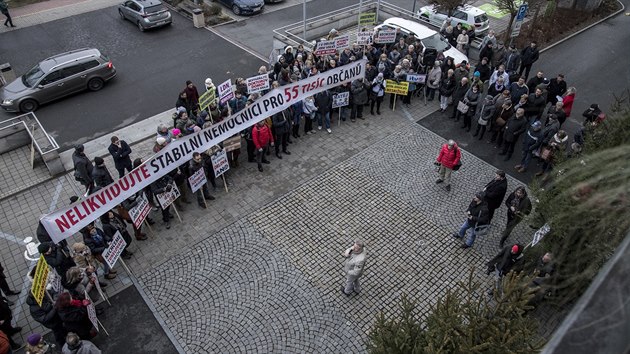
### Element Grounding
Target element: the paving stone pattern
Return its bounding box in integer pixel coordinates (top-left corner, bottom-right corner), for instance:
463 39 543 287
0 146 52 200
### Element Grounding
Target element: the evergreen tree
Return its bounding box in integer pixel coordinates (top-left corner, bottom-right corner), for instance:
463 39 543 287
367 294 426 354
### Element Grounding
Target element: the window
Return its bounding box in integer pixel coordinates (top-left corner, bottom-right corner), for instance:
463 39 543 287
61 64 85 77
453 11 467 21
22 65 45 88
145 5 165 14
81 60 100 71
128 2 141 12
474 14 488 23
40 70 64 85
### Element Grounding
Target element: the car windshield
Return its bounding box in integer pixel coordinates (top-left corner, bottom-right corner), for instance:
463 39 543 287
421 33 451 52
475 14 488 23
22 64 45 88
145 5 164 14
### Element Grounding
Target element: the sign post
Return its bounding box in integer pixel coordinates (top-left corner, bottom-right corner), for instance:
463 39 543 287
384 80 409 111
188 168 208 208
332 92 350 126
31 255 50 306
30 124 36 169
156 182 182 223
510 3 529 45
211 149 230 193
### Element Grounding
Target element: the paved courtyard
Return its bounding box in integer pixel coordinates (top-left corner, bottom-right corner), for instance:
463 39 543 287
1 100 535 351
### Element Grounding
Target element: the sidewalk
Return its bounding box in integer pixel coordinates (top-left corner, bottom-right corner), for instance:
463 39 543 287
0 0 120 32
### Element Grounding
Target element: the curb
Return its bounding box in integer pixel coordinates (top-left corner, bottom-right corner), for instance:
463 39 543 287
540 0 625 53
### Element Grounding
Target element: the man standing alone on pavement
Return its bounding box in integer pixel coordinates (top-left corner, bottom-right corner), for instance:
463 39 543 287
342 240 367 296
0 0 15 27
435 139 461 192
107 136 133 178
454 192 490 249
482 170 508 223
519 42 539 80
72 144 94 194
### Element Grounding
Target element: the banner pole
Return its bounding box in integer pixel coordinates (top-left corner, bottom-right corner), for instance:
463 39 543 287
144 220 155 238
393 94 397 111
119 258 134 277
338 109 341 127
45 290 54 303
97 318 110 336
203 184 208 209
96 283 111 306
222 175 229 193
172 204 183 223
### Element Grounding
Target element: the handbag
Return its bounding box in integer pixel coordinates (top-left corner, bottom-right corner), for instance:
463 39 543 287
457 101 469 114
453 160 462 171
540 147 553 161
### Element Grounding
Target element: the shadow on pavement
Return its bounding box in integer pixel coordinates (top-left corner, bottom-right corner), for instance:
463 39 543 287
25 285 178 354
417 109 541 184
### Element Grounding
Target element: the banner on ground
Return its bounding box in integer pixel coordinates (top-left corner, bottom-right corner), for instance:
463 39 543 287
356 31 374 45
188 168 207 193
406 74 426 84
198 89 216 112
246 74 270 94
30 255 50 306
384 80 409 95
218 79 234 105
375 29 397 44
314 40 337 56
334 35 350 50
211 149 230 178
102 231 127 269
332 92 350 108
128 193 151 229
40 59 367 243
156 182 181 209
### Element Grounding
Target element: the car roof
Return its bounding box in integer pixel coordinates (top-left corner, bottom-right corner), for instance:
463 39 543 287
381 18 437 40
420 4 486 15
40 48 102 72
135 0 163 6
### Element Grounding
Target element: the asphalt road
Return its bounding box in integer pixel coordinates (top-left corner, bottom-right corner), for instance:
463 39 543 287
0 7 264 149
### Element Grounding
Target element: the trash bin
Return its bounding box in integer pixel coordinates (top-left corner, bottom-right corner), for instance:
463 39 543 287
0 63 15 86
192 8 205 28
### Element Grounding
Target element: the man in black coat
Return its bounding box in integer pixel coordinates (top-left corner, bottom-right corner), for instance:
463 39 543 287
0 263 19 297
150 175 174 229
38 243 76 286
71 144 94 194
92 157 114 191
519 42 540 80
483 170 508 222
1 295 22 349
546 74 567 105
27 291 67 346
315 90 333 133
499 108 528 161
108 136 133 178
453 191 490 249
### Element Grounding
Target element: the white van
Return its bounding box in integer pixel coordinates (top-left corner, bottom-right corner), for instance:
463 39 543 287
374 17 468 65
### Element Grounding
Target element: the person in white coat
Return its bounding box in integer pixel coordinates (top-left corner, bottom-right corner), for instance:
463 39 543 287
342 240 367 296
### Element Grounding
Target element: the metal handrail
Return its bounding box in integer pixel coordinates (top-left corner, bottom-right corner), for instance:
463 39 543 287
0 112 59 156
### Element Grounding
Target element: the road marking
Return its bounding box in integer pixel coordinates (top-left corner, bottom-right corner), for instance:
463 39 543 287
205 26 268 62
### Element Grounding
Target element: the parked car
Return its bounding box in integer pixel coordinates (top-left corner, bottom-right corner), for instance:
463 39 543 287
416 5 489 35
216 0 264 16
264 0 283 3
118 0 172 32
374 17 468 65
0 48 116 113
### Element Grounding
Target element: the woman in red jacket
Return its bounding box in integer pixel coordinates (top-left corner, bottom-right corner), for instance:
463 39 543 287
435 139 461 192
252 121 274 172
561 87 576 117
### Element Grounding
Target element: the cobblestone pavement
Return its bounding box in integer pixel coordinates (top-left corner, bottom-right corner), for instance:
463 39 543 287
1 97 534 351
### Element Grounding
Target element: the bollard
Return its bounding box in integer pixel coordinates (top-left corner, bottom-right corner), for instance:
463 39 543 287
192 8 205 28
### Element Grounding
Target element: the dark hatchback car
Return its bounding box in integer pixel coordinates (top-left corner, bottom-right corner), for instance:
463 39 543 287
0 48 116 113
216 0 265 16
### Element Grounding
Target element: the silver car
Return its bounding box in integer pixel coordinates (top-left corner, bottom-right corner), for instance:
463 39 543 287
0 48 117 113
118 0 172 32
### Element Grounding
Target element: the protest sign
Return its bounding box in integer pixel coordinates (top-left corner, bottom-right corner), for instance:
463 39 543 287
211 149 230 178
359 12 376 26
218 79 234 105
357 31 374 45
531 223 550 247
384 80 409 95
314 40 337 56
49 268 63 294
156 182 181 209
30 255 49 306
246 74 270 94
102 231 127 269
128 193 151 229
375 29 397 43
332 92 350 108
198 89 216 112
334 35 350 50
406 74 426 84
222 136 241 152
87 301 99 332
41 59 367 243
188 168 207 194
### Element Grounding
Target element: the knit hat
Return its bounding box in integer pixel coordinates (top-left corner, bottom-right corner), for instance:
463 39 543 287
27 333 42 346
590 103 599 109
205 78 213 87
74 144 84 152
171 128 181 136
37 243 51 254
69 196 79 204
186 80 192 85
475 191 485 200
176 106 187 114
486 95 494 100
156 137 167 145
511 245 520 253
94 156 104 165
473 71 480 77
531 121 542 129
200 111 209 119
